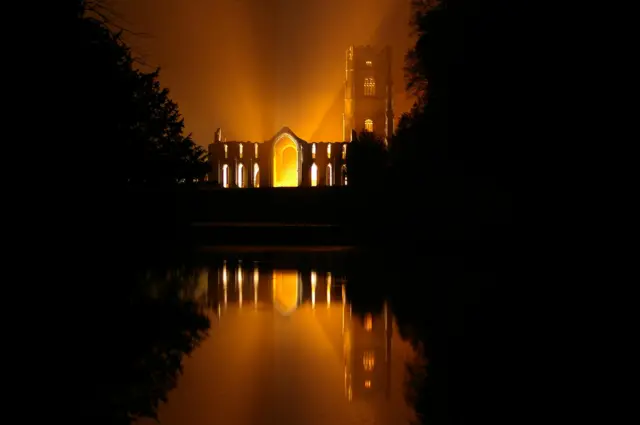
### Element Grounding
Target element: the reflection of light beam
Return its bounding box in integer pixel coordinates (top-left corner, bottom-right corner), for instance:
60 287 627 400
223 262 228 308
238 266 243 307
311 271 317 309
327 272 332 308
254 267 259 308
222 262 228 285
272 271 276 303
342 283 346 335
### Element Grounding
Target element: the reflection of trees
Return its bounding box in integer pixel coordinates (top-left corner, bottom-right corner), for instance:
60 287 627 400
343 249 453 425
82 265 210 424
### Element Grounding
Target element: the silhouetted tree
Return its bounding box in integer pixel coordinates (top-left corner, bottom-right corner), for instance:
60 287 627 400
395 0 526 194
77 264 211 424
70 1 209 186
346 130 389 189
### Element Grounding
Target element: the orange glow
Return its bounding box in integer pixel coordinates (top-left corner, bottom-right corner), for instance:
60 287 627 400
254 143 258 158
364 313 373 331
364 380 371 389
327 143 331 158
118 0 416 144
239 143 243 158
327 272 332 307
363 351 375 370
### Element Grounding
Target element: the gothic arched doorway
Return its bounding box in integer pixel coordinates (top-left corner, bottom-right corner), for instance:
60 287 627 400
273 133 300 187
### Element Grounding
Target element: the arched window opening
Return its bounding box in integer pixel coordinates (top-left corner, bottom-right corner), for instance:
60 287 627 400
364 77 376 96
237 163 244 188
341 165 348 186
327 144 332 158
326 164 333 186
224 144 228 159
365 119 373 132
254 143 259 158
342 144 347 160
253 163 260 188
312 143 316 159
311 163 318 187
222 164 229 188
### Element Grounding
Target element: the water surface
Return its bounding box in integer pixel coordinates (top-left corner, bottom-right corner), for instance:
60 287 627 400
133 260 421 425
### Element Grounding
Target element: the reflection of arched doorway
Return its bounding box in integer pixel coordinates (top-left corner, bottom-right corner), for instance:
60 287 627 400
326 164 333 186
273 134 299 187
272 270 300 315
253 163 260 188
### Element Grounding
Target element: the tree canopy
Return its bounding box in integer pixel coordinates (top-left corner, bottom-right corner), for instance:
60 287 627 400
346 130 389 189
70 1 209 186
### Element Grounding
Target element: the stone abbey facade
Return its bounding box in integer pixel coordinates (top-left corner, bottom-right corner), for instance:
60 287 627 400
208 45 393 188
209 126 350 188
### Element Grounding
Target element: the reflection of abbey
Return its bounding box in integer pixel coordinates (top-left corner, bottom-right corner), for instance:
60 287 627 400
208 45 393 188
192 260 393 401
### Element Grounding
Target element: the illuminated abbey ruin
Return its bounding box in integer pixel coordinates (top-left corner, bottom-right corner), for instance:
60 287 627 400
208 45 393 188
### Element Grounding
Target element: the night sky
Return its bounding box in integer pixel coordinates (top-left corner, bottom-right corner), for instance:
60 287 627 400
116 0 414 145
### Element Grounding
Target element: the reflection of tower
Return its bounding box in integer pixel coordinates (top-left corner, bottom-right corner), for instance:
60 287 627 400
343 302 393 401
343 45 394 142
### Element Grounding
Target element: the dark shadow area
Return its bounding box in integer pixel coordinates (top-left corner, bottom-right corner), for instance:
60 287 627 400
70 260 211 425
344 246 515 425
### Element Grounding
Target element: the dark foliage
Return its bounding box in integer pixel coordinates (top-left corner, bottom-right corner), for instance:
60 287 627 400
346 130 389 188
69 1 209 187
75 264 211 424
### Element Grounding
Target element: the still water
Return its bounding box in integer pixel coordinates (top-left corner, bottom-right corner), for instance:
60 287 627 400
125 259 423 425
